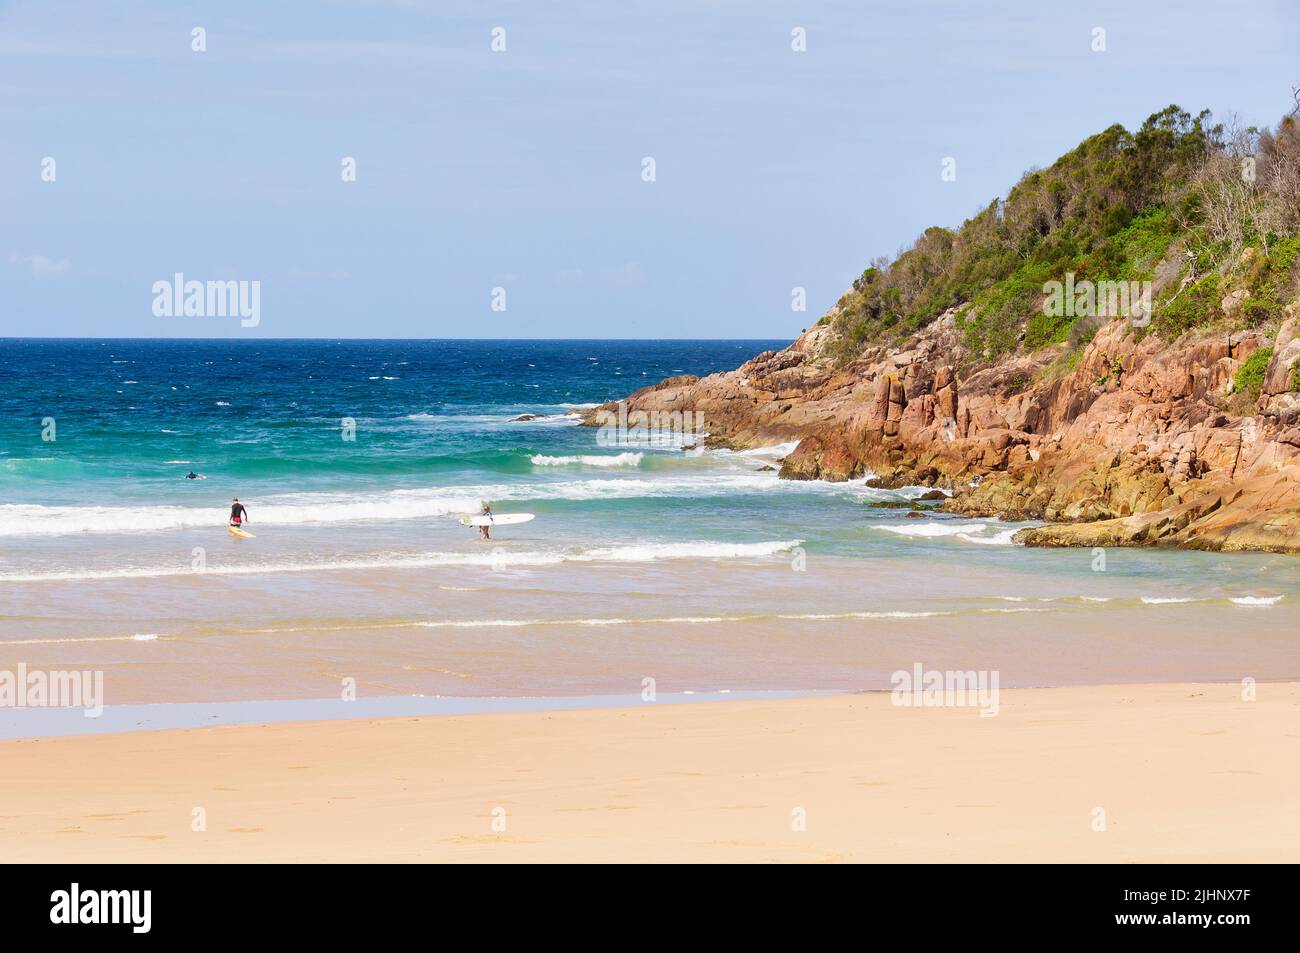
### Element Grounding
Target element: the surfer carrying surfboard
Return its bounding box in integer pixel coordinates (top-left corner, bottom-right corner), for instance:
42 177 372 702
229 497 249 529
478 502 492 540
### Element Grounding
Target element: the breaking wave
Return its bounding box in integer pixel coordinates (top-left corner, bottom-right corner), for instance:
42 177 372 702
530 452 644 468
0 539 804 583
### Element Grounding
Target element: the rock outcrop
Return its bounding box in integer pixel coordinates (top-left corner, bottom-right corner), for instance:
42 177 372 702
588 303 1300 554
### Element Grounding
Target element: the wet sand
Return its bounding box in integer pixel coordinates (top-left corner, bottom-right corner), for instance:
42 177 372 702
4 555 1298 704
2 681 1296 862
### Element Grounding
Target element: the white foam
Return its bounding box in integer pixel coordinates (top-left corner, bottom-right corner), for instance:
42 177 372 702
575 539 803 562
530 452 643 468
0 472 838 537
775 610 949 620
403 412 513 423
1230 595 1284 606
734 441 800 459
1 551 567 582
517 412 582 425
871 521 1023 545
2 633 170 646
956 528 1020 546
0 539 802 583
252 608 953 636
872 522 986 538
1140 597 1195 605
417 615 734 629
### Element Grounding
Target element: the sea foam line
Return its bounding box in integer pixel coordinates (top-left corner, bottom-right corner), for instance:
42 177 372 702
870 522 1023 545
32 595 1239 646
8 607 959 646
0 540 804 583
530 452 643 468
234 608 956 636
3 633 169 646
0 470 826 537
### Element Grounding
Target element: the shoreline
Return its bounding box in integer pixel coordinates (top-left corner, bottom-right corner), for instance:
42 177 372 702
5 565 1295 710
5 674 1298 741
0 689 823 740
585 407 1300 557
3 681 1295 863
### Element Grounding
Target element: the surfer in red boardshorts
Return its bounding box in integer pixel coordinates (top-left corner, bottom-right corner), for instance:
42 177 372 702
229 497 249 528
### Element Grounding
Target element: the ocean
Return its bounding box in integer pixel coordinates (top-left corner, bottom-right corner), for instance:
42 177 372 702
2 339 1297 718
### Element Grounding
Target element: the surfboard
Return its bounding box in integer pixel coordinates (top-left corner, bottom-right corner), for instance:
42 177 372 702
228 525 256 538
459 513 535 527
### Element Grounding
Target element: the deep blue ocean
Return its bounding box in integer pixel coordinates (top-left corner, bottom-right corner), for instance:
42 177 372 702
0 339 785 507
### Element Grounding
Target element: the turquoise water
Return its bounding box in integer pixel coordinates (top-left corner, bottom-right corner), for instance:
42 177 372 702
0 338 783 503
1 338 1297 705
3 337 1298 579
0 337 1022 565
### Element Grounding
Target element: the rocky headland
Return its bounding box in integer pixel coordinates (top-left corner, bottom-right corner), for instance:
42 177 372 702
590 305 1300 553
588 104 1300 553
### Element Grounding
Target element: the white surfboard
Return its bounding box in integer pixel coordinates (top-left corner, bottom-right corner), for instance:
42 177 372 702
459 513 535 527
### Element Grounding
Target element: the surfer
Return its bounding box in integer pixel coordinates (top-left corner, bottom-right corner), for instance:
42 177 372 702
479 502 493 540
229 497 249 529
186 470 202 480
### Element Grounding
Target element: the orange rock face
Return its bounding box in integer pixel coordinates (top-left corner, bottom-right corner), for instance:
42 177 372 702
588 311 1300 553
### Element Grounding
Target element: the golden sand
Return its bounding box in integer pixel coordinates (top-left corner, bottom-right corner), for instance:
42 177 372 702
2 682 1296 862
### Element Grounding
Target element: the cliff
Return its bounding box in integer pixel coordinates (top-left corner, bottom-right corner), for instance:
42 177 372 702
590 103 1300 553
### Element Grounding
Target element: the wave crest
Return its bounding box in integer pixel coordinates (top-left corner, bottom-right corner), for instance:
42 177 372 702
530 452 643 468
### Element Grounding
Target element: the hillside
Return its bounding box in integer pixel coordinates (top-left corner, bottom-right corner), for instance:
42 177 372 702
594 100 1300 552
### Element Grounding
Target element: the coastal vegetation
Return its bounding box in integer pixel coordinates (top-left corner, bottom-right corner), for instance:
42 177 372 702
616 93 1300 555
1233 345 1273 401
824 98 1300 367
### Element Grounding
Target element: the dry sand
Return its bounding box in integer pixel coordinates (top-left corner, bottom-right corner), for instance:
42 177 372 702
2 682 1297 862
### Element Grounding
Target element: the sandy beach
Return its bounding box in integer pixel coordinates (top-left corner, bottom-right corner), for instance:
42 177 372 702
3 681 1296 863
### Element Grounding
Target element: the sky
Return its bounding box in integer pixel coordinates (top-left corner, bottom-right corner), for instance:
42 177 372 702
2 0 1297 339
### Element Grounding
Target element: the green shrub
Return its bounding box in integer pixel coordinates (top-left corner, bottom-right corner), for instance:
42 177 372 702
827 107 1220 362
824 104 1300 367
1153 273 1222 338
1236 236 1300 325
1102 207 1178 281
1234 347 1273 397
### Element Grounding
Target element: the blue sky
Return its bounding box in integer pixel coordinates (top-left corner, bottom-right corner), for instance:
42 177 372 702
2 0 1297 338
